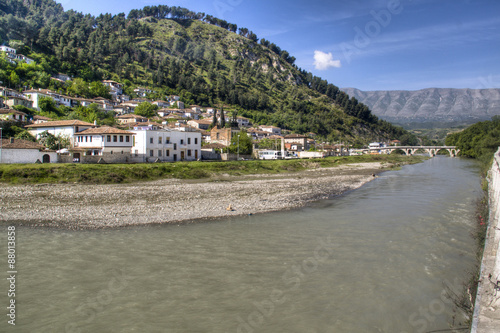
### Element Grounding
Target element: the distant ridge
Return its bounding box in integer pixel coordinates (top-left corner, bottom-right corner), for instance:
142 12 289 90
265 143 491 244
341 87 500 123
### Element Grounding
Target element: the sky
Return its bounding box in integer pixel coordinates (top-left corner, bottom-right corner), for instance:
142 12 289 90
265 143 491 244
59 0 500 91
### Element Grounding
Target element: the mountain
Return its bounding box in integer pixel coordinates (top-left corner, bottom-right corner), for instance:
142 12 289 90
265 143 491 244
342 87 500 124
0 0 411 143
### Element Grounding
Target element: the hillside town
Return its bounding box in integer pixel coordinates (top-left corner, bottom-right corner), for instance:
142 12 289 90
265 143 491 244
0 75 364 164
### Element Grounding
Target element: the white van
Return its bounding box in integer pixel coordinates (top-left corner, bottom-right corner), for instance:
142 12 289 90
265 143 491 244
259 150 283 160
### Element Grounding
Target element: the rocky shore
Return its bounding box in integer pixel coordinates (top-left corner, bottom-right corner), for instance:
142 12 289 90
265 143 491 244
0 162 387 229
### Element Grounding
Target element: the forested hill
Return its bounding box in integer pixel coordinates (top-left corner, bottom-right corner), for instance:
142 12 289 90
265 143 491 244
0 0 409 143
342 87 500 124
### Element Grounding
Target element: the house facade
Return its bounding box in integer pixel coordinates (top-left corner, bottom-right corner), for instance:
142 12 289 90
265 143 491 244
259 125 282 135
24 89 73 110
187 119 212 130
284 134 309 151
102 80 123 97
0 46 34 64
71 126 134 163
4 96 33 109
25 120 94 145
0 109 28 122
0 138 57 163
131 126 201 162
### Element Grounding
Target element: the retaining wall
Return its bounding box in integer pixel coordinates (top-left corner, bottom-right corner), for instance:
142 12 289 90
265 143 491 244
471 148 500 332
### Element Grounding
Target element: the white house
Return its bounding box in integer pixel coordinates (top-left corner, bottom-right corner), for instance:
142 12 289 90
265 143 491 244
260 125 282 136
152 100 170 108
170 100 184 109
187 119 212 130
0 86 25 99
4 96 33 109
73 126 134 158
0 138 57 163
116 114 148 124
0 109 28 122
102 80 123 96
237 116 251 127
131 126 201 162
24 89 73 110
0 46 34 64
134 87 153 97
25 120 94 145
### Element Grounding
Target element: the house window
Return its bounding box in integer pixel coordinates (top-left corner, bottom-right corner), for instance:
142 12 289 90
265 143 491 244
166 150 170 157
150 150 154 157
90 136 92 143
158 137 162 144
187 138 191 145
180 139 184 145
187 150 191 157
126 136 130 143
120 136 124 142
166 137 170 144
195 138 198 144
107 135 111 142
173 143 177 150
158 150 162 157
150 138 154 144
113 135 118 142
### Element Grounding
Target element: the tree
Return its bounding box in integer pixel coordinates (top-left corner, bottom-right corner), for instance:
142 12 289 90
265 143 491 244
14 130 36 142
219 106 225 128
134 101 158 118
229 131 252 155
38 97 59 115
37 131 70 150
89 81 111 99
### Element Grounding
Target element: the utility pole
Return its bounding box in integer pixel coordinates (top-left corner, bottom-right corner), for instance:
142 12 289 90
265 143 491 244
237 134 240 161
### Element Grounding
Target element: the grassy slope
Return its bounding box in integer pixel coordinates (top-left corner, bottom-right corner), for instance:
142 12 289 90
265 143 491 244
0 155 427 185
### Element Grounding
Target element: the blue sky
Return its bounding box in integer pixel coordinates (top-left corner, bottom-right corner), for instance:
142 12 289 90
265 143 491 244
60 0 500 91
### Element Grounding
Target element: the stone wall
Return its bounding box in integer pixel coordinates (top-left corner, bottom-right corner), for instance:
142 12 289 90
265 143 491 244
471 148 500 332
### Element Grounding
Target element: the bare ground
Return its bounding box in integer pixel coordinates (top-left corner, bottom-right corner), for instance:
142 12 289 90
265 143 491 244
0 162 387 229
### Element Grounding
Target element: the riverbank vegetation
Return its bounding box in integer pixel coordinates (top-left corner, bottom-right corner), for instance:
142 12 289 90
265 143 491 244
0 154 426 185
445 116 500 171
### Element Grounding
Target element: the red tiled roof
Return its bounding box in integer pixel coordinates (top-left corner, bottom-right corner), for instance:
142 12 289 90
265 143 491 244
0 138 46 150
0 109 27 116
75 126 134 135
25 120 94 128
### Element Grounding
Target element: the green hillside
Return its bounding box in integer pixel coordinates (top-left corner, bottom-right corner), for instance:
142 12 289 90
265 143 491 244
0 0 413 144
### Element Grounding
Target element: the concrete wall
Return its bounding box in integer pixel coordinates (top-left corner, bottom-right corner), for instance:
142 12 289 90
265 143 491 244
60 152 132 164
471 148 500 332
0 149 58 163
201 149 221 160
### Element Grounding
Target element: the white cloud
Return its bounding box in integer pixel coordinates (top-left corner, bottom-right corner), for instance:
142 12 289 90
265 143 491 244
313 51 341 70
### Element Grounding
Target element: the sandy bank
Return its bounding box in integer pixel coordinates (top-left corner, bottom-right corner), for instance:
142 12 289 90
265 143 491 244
0 162 387 229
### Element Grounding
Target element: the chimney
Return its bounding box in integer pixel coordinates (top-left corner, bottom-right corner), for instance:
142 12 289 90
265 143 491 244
94 120 97 126
10 137 14 143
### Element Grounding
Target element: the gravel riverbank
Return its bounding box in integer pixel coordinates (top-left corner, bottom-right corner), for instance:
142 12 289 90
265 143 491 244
0 162 387 229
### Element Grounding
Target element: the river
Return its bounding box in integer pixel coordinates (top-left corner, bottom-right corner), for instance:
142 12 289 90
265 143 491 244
0 157 482 332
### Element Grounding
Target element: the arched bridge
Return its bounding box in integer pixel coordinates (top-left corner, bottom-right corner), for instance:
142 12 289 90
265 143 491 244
373 146 460 157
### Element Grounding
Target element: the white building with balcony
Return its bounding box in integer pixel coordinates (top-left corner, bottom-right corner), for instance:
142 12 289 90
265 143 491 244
130 126 201 162
67 126 134 163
